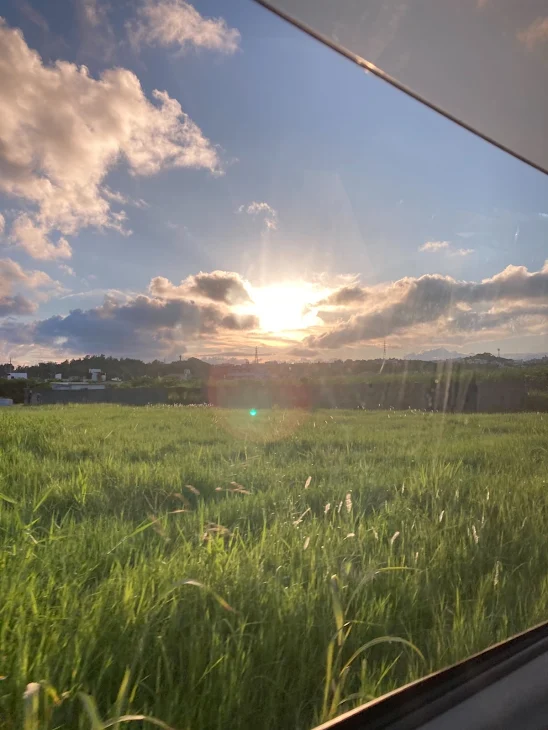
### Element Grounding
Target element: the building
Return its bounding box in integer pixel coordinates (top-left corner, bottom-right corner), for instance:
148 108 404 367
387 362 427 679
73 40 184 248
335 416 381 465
51 382 106 391
89 368 106 382
0 398 13 406
7 373 27 380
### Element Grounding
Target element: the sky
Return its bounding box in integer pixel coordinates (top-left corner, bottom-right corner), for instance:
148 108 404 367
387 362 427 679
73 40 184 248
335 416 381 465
0 0 547 365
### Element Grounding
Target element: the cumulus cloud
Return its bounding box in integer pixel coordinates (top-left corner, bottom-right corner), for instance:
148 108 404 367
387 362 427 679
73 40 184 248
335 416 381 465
316 310 350 324
0 295 35 317
0 258 57 292
58 264 76 277
10 216 72 260
419 240 474 257
317 285 368 306
451 248 474 257
221 313 259 330
238 201 278 231
0 257 60 315
518 17 548 50
306 261 548 349
150 270 252 305
419 241 450 252
0 18 222 259
0 282 259 358
129 0 240 53
446 303 548 334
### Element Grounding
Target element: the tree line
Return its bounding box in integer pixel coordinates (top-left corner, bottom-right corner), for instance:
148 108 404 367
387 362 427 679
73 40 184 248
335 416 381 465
0 355 212 381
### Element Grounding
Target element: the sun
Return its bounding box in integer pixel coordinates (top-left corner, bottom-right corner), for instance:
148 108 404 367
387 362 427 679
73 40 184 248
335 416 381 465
249 283 322 333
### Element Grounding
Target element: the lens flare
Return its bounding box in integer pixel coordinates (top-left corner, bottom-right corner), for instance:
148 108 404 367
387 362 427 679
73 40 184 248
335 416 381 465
249 409 257 416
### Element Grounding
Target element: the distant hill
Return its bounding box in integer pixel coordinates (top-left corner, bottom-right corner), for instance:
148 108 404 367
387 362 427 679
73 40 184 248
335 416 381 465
461 352 514 366
405 349 548 364
405 348 469 361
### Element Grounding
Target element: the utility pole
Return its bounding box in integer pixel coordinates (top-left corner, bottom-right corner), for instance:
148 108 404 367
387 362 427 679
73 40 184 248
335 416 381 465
383 339 386 360
254 347 259 365
497 348 500 358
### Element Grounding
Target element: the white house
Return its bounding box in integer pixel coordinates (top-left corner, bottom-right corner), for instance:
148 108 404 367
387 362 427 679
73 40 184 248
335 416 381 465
7 373 27 380
89 369 106 382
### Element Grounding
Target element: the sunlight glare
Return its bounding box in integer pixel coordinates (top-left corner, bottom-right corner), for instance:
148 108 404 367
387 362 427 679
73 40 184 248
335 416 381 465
250 284 323 333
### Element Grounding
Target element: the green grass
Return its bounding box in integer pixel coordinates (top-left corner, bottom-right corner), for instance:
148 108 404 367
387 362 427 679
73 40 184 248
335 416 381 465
1 405 548 729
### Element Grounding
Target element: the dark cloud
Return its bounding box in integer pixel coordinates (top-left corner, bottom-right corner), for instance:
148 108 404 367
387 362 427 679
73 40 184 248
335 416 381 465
316 310 349 324
0 294 35 316
98 295 219 332
317 285 368 306
149 270 251 305
307 262 548 349
190 271 251 304
0 293 258 358
286 346 318 359
221 313 260 330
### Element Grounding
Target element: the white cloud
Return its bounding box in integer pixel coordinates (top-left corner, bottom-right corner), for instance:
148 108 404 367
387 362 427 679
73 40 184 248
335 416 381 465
82 0 105 27
102 187 128 205
306 261 548 349
0 213 4 235
238 201 278 231
103 186 149 209
10 216 72 260
0 17 222 259
419 240 474 257
0 257 61 315
518 17 548 50
450 248 475 257
58 264 76 277
419 241 450 252
0 258 56 292
129 0 240 54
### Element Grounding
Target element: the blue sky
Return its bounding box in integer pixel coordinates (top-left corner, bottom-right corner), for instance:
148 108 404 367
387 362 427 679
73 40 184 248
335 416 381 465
0 0 547 363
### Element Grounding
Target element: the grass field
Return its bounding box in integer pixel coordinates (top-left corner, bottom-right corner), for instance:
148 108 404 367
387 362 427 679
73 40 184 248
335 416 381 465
1 405 548 729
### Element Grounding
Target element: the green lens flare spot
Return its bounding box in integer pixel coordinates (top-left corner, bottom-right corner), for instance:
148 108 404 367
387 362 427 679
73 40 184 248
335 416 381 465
249 409 257 416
